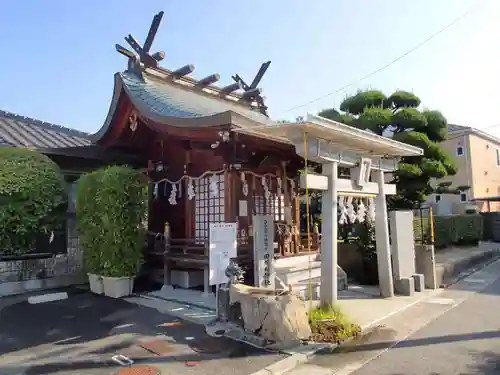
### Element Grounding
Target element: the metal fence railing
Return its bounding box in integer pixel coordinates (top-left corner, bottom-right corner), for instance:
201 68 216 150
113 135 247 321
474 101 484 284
413 207 434 245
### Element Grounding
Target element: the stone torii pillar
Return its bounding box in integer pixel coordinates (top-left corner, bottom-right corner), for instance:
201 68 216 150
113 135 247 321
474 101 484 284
301 162 398 303
320 161 339 305
373 169 394 298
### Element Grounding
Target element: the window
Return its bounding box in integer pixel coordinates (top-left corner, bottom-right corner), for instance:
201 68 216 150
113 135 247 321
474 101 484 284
460 193 467 202
496 149 500 166
194 174 225 243
253 195 285 221
435 195 441 203
456 146 464 156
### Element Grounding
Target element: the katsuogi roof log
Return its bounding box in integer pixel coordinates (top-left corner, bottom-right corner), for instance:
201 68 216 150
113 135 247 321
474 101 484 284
93 10 277 143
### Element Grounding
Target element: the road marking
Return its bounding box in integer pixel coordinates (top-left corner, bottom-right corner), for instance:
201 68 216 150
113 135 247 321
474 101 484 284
327 258 500 375
28 292 68 304
424 298 456 305
463 278 488 284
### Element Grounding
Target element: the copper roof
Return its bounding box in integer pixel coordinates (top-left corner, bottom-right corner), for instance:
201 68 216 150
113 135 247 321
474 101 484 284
0 110 90 149
92 11 275 142
120 70 275 127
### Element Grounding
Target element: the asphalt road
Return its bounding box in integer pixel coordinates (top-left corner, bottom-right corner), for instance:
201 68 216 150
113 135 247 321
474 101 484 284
0 287 286 375
300 258 500 375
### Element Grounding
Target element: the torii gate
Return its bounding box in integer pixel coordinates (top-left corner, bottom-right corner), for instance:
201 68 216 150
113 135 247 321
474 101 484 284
237 114 423 304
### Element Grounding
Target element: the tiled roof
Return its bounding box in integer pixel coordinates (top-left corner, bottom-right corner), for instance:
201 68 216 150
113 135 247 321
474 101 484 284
448 124 470 132
120 71 275 127
0 110 91 149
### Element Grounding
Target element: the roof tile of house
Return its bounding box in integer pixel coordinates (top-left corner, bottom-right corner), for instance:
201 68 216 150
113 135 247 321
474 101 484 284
448 124 470 132
0 110 90 149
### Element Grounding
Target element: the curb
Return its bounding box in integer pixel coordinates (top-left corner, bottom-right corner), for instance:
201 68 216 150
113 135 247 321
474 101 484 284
248 325 385 375
248 251 500 375
436 249 500 287
440 250 500 288
134 292 216 313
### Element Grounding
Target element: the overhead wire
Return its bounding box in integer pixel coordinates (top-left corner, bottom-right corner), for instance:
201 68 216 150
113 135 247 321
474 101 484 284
282 1 485 114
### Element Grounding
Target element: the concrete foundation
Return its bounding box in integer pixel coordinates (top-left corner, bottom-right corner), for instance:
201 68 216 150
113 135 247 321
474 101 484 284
394 277 415 296
412 273 425 292
415 244 438 289
170 269 205 289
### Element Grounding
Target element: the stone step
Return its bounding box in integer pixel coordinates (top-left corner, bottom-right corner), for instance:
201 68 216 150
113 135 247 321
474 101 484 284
275 261 322 284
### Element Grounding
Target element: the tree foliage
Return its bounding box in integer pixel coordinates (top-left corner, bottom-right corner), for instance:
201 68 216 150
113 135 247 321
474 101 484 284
76 165 147 277
319 89 456 208
0 148 66 256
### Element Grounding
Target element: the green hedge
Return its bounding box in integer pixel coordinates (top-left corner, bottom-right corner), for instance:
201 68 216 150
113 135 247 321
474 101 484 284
76 166 148 277
413 214 483 248
0 148 66 256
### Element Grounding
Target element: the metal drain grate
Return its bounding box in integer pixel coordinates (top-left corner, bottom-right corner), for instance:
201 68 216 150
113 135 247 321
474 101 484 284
115 365 161 375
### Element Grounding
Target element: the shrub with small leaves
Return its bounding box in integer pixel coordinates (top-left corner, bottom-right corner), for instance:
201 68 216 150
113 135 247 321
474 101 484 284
76 166 147 277
0 148 66 256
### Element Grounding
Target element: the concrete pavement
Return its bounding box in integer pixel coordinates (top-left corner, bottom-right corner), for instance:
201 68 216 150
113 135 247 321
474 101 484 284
286 257 500 375
0 287 286 375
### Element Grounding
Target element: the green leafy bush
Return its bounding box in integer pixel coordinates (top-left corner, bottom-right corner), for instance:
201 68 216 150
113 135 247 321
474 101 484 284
76 166 147 277
309 304 361 343
0 148 66 256
413 214 483 248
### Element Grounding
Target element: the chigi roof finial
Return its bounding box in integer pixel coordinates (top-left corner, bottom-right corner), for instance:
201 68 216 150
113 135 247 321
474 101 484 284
114 11 271 116
231 61 271 116
115 11 166 69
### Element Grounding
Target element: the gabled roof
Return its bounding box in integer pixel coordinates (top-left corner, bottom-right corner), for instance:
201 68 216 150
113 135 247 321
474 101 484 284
0 110 90 149
92 69 275 141
235 114 424 160
448 123 500 145
121 70 274 127
448 124 470 133
93 11 275 142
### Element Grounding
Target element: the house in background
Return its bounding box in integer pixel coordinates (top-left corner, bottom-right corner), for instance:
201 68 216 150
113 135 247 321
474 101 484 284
426 124 500 214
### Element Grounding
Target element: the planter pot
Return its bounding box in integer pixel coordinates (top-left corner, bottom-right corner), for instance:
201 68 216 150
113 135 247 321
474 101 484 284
102 276 135 298
87 273 104 295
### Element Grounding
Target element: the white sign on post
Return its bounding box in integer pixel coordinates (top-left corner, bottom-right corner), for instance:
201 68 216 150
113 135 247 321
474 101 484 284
209 223 237 286
252 215 275 289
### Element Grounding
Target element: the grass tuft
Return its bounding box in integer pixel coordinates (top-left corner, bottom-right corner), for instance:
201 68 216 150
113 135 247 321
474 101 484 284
309 303 361 343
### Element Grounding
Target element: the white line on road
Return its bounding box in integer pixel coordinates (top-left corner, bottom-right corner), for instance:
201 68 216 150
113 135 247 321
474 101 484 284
27 292 68 304
329 258 500 375
424 298 456 305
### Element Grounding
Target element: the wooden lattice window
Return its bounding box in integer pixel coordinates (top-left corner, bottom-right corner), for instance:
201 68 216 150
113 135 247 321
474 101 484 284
253 195 284 221
254 196 266 215
272 195 285 221
195 174 225 243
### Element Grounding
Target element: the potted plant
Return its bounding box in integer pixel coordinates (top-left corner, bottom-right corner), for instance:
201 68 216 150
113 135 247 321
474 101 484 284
77 166 147 298
85 240 104 294
76 172 104 294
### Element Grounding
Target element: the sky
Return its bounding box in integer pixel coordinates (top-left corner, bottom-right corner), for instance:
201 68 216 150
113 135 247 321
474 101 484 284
0 0 499 136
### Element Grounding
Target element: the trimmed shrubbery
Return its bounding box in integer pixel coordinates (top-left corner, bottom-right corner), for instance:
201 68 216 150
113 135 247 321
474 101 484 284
414 214 483 249
0 148 66 256
76 166 148 277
